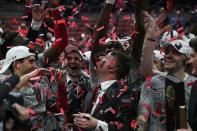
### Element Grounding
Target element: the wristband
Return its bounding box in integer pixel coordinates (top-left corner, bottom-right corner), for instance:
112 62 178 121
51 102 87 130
147 37 156 42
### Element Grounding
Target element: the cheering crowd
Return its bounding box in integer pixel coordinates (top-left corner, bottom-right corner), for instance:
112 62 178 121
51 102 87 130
0 0 197 131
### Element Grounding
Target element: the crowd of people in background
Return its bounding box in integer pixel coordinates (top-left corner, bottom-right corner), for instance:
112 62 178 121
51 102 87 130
0 0 197 131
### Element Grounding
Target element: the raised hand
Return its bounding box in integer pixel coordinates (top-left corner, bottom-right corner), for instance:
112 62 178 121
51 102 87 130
29 68 51 77
143 11 157 32
53 69 67 83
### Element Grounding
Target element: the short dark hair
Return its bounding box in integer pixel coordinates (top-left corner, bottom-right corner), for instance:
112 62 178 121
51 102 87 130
111 52 130 80
189 37 197 53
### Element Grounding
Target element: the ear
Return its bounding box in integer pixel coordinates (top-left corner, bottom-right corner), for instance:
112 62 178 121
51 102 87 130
13 61 21 69
65 59 68 64
79 60 84 68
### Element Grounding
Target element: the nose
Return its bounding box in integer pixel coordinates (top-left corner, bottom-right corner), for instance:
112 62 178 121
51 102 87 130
33 64 38 69
188 57 194 64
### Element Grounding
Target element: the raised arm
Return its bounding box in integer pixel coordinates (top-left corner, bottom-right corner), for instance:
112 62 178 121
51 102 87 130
27 4 69 63
140 12 166 77
43 8 68 63
91 0 115 64
131 0 149 66
139 12 157 77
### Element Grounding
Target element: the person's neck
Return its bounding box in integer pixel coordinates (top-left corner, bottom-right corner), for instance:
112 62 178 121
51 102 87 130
168 68 187 81
69 73 82 82
99 74 116 83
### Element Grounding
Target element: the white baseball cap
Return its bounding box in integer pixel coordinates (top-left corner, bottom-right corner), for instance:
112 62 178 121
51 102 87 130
83 51 91 61
162 39 191 58
161 30 179 43
0 46 35 73
182 33 195 43
65 45 83 60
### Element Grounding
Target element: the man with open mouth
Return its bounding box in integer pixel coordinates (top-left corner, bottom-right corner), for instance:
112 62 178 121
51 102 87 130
63 45 91 126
